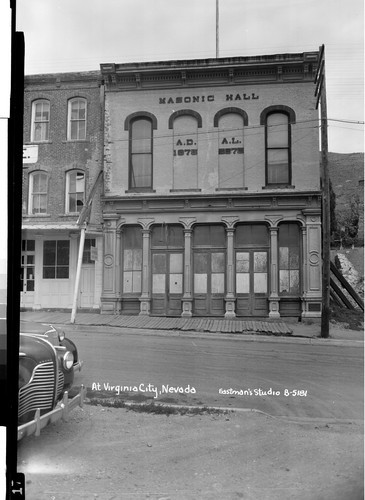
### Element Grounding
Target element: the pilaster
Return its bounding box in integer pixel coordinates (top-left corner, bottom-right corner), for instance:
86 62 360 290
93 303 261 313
181 229 193 317
139 228 151 316
224 227 236 318
268 226 280 318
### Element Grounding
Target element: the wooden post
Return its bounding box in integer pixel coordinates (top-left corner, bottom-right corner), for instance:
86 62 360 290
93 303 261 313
318 48 330 338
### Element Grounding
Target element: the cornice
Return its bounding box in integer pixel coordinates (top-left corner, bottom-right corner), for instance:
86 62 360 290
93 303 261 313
101 51 319 91
102 191 322 215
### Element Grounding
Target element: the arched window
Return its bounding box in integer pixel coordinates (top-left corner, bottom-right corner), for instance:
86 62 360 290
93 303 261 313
28 171 48 214
67 98 87 140
65 170 85 213
129 117 153 190
170 112 200 189
31 100 50 142
216 111 246 188
261 107 294 186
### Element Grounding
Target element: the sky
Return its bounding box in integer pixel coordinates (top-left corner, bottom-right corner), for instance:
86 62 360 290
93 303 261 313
13 0 365 154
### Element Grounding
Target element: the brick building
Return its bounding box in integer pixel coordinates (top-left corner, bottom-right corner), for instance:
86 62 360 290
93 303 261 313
99 51 323 319
21 71 104 310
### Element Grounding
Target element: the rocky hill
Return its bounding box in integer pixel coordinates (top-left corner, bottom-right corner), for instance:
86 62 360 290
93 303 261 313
327 152 364 243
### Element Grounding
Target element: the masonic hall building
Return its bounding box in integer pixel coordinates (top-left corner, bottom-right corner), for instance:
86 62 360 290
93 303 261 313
99 51 323 319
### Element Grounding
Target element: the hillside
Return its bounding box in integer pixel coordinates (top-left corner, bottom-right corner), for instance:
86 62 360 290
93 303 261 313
327 152 364 243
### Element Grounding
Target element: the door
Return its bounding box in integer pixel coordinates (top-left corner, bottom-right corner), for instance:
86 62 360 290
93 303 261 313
193 251 225 316
20 240 35 308
151 252 183 316
78 238 96 308
236 250 269 316
79 266 95 308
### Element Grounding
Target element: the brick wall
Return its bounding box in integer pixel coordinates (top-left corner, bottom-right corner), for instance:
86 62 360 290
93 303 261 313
22 72 104 225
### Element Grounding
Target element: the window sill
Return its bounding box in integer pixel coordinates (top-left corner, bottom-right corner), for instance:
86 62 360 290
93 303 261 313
170 189 202 193
24 214 51 218
125 189 156 193
262 185 295 190
62 139 89 144
215 187 248 191
25 141 52 145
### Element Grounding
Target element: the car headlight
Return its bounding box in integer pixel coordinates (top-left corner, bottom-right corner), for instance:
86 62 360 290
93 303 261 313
62 351 74 370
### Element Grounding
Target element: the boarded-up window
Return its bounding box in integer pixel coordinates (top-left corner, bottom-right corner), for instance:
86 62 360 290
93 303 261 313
235 224 269 247
279 223 300 294
218 113 244 188
123 227 142 293
193 225 226 247
151 225 184 248
172 115 198 189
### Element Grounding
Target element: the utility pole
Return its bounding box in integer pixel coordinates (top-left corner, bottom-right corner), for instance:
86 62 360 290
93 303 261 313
70 171 103 324
315 45 330 338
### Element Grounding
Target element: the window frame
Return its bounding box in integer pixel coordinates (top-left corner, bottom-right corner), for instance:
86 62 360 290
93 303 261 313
122 226 143 294
128 116 153 191
31 99 50 142
42 240 70 279
278 223 301 296
265 111 292 187
67 97 87 141
65 169 86 214
28 171 48 215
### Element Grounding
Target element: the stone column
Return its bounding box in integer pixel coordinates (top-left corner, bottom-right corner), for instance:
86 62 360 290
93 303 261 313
139 228 151 316
224 227 236 318
268 226 280 318
181 229 193 317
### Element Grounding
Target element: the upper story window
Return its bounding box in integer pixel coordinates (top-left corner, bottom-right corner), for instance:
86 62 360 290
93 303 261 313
169 110 202 190
215 109 248 189
28 171 48 214
31 100 50 142
66 170 85 213
265 111 291 186
67 98 87 140
129 117 153 190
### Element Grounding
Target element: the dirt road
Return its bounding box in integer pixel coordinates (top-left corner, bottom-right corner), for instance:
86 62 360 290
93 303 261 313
17 403 363 500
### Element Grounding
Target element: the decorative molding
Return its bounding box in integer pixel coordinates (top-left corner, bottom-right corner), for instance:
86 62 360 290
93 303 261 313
221 216 239 229
137 217 155 229
178 217 197 229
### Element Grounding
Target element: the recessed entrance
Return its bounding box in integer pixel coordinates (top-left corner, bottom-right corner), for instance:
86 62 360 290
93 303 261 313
235 224 269 317
193 225 226 316
151 225 184 316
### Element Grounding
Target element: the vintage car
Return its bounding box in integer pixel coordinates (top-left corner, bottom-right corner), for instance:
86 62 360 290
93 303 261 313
18 325 85 440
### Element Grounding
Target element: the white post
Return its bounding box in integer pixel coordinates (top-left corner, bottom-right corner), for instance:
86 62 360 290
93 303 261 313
70 225 86 324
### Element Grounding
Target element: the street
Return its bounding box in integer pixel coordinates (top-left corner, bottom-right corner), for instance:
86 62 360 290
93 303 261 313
22 321 364 421
17 322 364 499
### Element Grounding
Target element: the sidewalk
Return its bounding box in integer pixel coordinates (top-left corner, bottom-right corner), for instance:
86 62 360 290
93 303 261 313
20 310 364 345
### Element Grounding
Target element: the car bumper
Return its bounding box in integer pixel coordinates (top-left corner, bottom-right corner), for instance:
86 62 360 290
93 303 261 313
18 385 87 441
73 359 83 372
